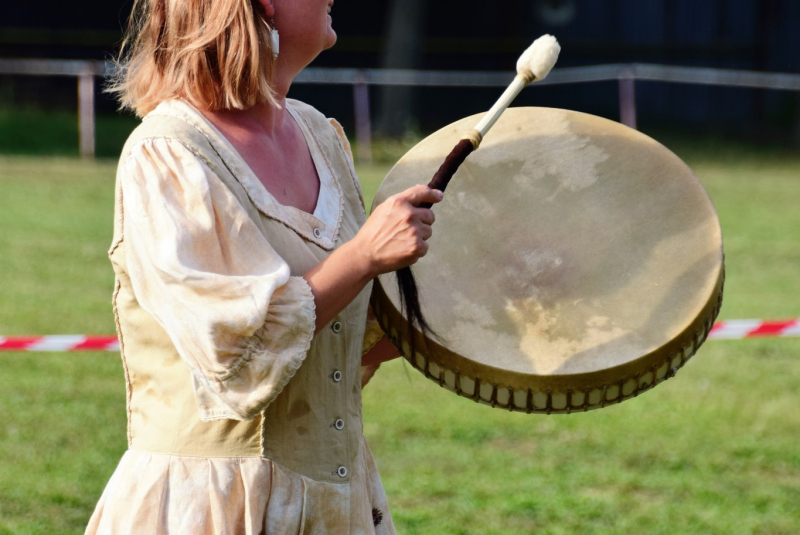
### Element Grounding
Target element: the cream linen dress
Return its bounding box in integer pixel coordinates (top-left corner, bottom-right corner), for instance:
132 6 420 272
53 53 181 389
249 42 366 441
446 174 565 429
85 99 395 534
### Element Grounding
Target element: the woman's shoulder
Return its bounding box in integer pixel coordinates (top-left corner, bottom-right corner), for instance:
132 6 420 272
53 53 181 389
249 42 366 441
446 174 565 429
120 100 217 164
285 98 326 122
286 99 344 139
286 99 353 160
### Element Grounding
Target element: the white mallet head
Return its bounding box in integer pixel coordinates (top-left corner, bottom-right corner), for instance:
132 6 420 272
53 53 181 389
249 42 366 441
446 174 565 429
516 34 561 82
469 34 562 141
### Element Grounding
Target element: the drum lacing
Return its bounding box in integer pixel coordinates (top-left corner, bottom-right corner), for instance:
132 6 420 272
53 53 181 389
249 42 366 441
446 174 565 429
506 386 516 412
616 379 625 405
633 373 644 398
472 377 482 402
581 388 591 412
421 356 431 380
489 384 499 408
599 384 609 409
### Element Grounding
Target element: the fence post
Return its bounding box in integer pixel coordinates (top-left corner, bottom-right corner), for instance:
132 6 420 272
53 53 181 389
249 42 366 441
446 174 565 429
77 72 95 158
618 68 637 130
352 70 373 165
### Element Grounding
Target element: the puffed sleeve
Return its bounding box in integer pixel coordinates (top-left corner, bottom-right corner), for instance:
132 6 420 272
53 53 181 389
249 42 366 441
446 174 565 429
120 137 316 422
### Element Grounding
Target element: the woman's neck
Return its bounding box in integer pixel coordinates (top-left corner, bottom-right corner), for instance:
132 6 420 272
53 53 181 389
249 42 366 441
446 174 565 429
200 100 286 139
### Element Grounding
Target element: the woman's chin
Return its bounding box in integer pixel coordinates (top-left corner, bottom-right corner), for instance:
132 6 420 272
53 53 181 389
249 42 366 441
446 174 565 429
324 29 337 50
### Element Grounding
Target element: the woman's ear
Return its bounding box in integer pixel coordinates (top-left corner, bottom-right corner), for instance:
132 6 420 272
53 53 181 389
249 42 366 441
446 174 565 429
254 0 275 18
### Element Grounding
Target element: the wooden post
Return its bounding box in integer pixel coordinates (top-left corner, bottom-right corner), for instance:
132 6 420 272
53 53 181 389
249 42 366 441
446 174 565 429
352 71 373 165
618 71 637 130
78 73 95 158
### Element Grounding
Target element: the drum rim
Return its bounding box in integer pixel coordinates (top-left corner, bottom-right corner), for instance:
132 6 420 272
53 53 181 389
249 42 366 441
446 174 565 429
371 247 724 414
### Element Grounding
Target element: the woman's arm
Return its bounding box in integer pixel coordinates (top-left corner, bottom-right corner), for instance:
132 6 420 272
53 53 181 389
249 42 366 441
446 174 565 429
360 337 399 387
303 184 442 333
361 336 399 368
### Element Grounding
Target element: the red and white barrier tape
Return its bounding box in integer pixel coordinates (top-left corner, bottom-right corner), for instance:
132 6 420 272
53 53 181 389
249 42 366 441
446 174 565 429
0 335 119 352
0 320 798 352
708 319 800 339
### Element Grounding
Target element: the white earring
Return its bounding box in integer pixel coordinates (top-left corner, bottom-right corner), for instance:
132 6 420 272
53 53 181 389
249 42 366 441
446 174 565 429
269 17 279 60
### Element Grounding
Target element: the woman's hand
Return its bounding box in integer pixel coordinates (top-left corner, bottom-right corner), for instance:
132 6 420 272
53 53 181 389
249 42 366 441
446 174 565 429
354 185 443 277
304 184 442 334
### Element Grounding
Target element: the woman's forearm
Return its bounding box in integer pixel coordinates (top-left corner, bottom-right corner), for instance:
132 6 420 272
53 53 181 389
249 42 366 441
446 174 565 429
303 238 376 333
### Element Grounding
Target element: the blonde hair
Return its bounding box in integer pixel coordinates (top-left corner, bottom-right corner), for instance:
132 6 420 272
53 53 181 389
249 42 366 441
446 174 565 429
108 0 278 117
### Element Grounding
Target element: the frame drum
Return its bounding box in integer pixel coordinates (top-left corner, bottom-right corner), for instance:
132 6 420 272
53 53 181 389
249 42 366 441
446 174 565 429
371 107 724 413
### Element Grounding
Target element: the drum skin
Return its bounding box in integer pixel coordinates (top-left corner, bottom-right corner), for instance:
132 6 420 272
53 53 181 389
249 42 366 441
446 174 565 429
371 107 724 413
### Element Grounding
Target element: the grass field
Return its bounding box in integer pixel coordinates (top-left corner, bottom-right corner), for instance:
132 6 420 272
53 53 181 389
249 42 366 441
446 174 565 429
1 133 799 534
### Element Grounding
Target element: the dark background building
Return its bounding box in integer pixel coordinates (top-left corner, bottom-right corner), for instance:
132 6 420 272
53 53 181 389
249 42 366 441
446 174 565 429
1 0 799 137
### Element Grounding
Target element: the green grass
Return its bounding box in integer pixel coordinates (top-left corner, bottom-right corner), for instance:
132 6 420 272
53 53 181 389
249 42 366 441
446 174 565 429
1 132 799 534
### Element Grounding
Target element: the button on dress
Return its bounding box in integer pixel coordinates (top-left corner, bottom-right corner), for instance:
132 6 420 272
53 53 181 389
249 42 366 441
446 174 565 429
85 99 394 534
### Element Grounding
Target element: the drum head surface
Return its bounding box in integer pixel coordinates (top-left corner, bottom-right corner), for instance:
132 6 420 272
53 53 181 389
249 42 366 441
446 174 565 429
372 107 723 412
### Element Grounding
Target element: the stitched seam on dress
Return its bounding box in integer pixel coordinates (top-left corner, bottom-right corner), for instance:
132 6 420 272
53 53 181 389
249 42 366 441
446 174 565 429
111 277 133 446
264 458 274 518
125 135 215 172
127 447 261 459
109 180 133 445
297 476 308 535
123 449 352 484
108 180 124 257
199 407 244 420
259 410 266 458
212 334 267 383
147 107 337 251
108 237 122 258
329 118 368 218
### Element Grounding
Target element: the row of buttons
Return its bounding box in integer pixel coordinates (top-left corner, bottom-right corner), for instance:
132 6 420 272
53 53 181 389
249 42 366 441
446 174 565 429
330 317 347 477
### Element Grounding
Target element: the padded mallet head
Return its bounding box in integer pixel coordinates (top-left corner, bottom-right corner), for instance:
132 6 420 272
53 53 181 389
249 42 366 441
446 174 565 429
516 34 561 83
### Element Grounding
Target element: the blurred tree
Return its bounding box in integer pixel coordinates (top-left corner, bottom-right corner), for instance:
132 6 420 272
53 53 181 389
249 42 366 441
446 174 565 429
375 0 428 137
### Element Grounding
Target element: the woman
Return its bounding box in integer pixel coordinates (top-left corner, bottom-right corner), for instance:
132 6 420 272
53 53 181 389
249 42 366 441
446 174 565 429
86 0 440 532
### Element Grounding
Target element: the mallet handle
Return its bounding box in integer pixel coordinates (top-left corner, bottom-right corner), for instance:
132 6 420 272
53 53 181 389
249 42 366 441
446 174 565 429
474 75 529 138
419 138 476 208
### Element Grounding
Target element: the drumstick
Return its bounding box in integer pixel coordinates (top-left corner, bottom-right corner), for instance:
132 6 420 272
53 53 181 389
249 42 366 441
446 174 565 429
419 34 561 208
395 35 560 353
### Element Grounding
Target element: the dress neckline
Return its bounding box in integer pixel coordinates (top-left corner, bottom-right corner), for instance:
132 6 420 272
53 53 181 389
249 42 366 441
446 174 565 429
148 99 344 251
